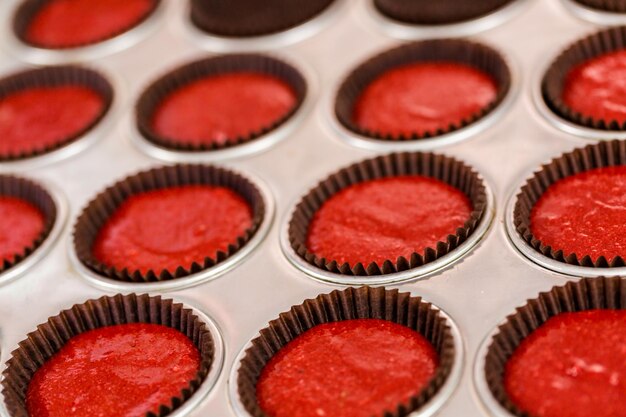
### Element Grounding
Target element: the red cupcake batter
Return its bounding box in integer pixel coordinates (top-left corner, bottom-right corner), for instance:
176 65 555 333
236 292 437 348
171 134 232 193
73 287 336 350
26 323 201 417
306 176 472 266
530 166 626 262
505 310 626 417
353 62 497 137
25 0 156 48
563 50 626 124
93 185 252 274
151 72 297 146
0 196 44 263
257 319 439 417
0 86 104 157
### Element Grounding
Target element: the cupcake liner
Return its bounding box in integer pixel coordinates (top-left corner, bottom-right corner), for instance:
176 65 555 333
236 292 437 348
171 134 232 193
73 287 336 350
2 293 215 417
572 0 626 12
514 140 626 267
542 26 626 131
0 175 56 274
189 0 335 37
135 54 307 152
335 39 511 141
288 152 488 276
237 286 456 417
0 65 114 161
72 164 266 282
483 276 626 417
374 0 515 25
13 0 161 49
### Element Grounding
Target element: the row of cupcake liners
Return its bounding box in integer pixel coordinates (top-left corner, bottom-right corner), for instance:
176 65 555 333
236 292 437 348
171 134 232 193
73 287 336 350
6 140 626 293
7 26 626 168
0 279 621 417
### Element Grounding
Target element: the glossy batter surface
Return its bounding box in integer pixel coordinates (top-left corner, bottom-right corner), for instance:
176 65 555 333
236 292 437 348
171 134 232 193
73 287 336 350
152 73 297 145
25 0 155 48
93 185 253 274
530 166 626 262
563 50 626 124
26 323 201 417
353 62 497 136
306 176 472 266
0 86 104 157
505 310 626 417
0 196 44 263
257 319 439 417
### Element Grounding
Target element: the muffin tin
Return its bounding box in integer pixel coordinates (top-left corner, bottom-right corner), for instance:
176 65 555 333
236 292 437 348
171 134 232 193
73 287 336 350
0 0 622 416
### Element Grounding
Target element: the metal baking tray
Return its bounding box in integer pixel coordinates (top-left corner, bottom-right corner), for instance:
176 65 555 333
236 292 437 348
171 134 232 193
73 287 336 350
0 0 612 415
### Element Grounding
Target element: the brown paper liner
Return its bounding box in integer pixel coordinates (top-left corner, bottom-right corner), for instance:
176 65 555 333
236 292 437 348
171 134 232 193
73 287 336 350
13 0 161 49
542 26 626 130
288 152 488 276
374 0 515 25
72 164 265 282
135 54 307 152
0 175 56 274
514 140 626 267
237 286 456 417
335 39 511 141
2 293 215 417
189 0 335 37
572 0 626 12
0 66 113 161
483 277 626 417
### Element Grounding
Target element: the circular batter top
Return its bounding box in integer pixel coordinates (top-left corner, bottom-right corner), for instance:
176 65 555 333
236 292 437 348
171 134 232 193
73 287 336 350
353 62 497 137
504 310 626 417
0 196 44 263
25 323 201 417
23 0 157 48
530 166 626 262
306 175 472 266
0 85 105 158
562 50 626 124
92 185 253 274
256 318 439 417
151 72 297 146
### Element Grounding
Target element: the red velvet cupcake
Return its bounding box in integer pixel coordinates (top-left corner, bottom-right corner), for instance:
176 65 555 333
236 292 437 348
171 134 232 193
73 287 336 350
335 39 511 141
136 54 306 153
514 140 626 268
14 0 160 49
0 66 113 161
73 164 266 283
237 286 458 417
0 175 56 275
2 294 215 417
542 26 626 131
484 277 626 417
288 152 488 277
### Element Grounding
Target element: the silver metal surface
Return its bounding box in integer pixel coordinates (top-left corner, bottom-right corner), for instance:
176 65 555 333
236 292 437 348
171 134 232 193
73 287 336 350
559 0 626 25
280 177 496 286
0 0 610 416
69 168 276 293
1 0 166 65
228 306 465 417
